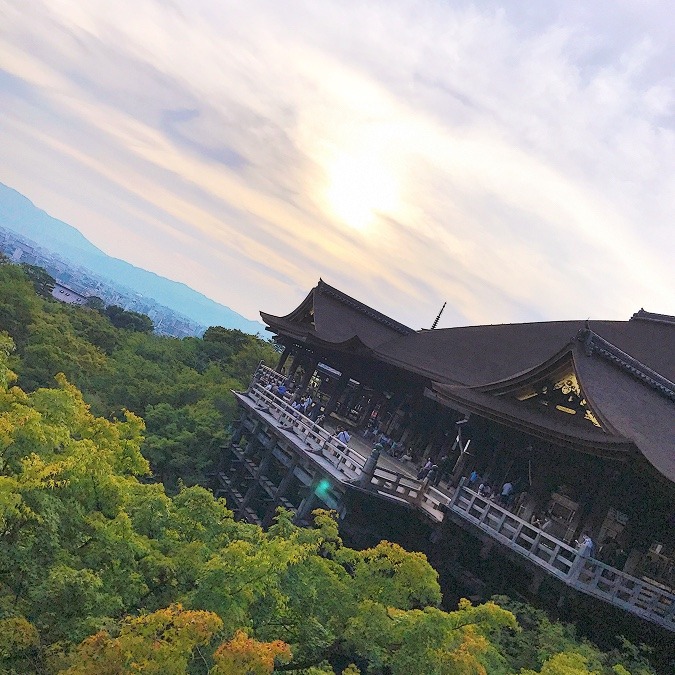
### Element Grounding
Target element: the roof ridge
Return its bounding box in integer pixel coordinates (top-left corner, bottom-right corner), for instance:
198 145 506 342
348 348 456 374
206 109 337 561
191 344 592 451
578 328 675 401
317 280 414 335
630 308 675 325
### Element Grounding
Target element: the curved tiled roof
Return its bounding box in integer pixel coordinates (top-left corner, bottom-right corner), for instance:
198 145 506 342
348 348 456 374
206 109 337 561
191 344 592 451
375 318 675 386
261 279 413 351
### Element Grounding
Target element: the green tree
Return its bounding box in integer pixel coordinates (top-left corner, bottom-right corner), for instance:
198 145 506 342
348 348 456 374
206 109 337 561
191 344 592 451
0 263 41 346
84 296 106 313
104 305 153 333
20 263 55 298
59 604 223 674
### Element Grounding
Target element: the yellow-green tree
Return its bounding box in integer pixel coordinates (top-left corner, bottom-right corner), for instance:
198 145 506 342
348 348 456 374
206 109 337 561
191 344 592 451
59 604 222 674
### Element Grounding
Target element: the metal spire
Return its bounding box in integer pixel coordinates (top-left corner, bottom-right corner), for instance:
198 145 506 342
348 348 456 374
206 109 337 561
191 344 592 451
431 302 446 329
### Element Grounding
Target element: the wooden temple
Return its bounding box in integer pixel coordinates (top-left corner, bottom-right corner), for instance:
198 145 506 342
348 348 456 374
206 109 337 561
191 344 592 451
218 279 675 641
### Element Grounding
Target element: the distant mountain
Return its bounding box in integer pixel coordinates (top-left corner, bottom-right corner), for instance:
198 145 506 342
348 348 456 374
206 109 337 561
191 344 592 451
0 183 266 335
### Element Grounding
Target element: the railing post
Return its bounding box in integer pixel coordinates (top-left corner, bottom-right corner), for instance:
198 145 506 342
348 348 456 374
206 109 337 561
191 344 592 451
413 477 429 507
550 543 561 566
478 502 491 525
449 477 466 509
495 512 508 533
357 443 382 489
568 553 585 584
529 531 542 555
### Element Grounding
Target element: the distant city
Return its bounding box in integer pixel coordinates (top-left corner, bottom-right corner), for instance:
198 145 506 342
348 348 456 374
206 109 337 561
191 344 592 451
0 226 207 338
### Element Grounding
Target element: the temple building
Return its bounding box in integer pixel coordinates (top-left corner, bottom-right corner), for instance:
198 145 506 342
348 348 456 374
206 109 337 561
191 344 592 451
219 280 674 641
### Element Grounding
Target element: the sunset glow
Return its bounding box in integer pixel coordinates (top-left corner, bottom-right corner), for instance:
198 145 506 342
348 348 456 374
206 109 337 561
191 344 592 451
324 151 401 231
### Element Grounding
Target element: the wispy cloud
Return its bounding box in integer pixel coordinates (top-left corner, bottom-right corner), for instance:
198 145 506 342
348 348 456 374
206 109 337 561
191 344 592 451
0 0 673 328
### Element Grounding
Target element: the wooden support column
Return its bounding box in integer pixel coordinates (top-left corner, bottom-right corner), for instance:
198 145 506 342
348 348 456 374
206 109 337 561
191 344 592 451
238 436 276 516
423 416 446 460
450 450 471 486
381 394 404 435
357 393 380 428
276 346 291 373
324 372 350 418
284 351 302 385
262 459 299 528
484 443 503 484
230 413 247 445
387 400 407 436
294 476 323 524
297 356 319 396
255 436 277 479
274 460 298 501
341 384 365 421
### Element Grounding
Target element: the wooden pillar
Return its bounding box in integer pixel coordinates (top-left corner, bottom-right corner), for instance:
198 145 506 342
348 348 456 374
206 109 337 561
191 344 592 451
294 476 322 524
230 414 247 445
398 406 418 446
261 459 299 528
324 373 350 418
450 428 473 486
274 460 298 501
450 451 471 486
238 437 276 516
484 443 503 484
382 394 405 435
423 416 446 460
357 393 380 428
276 346 291 373
297 356 319 396
341 384 363 419
284 351 302 385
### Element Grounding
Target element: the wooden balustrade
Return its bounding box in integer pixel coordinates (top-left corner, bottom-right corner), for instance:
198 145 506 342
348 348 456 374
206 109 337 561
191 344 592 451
371 468 420 501
419 485 449 518
448 483 675 630
247 382 366 479
253 362 286 387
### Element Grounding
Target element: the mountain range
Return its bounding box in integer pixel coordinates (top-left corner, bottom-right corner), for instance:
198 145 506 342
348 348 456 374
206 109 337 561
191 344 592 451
0 183 265 335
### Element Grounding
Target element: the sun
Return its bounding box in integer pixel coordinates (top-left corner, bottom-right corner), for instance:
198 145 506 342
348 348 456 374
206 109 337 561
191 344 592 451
324 152 400 231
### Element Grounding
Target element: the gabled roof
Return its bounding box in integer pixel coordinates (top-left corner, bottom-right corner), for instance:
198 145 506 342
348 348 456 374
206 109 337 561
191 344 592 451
261 279 414 351
575 343 675 480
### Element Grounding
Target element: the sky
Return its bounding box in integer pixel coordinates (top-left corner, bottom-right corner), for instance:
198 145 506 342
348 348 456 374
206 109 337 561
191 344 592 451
0 0 673 330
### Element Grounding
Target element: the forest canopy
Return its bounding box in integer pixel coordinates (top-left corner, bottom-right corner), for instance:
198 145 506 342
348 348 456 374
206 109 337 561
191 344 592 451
0 260 278 489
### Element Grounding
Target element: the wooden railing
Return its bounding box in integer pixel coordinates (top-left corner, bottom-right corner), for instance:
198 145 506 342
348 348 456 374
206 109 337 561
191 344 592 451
449 480 675 631
247 372 367 480
253 362 287 388
371 465 421 502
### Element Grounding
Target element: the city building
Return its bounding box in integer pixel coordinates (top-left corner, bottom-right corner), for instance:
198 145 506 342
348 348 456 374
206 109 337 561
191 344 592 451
51 282 88 305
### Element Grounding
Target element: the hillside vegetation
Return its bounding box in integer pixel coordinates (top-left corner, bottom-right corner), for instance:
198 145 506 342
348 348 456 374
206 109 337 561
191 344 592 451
0 260 658 674
0 258 277 489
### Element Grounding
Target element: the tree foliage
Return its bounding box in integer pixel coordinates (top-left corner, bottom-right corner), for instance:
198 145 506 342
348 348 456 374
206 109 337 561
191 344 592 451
104 305 154 333
0 261 278 488
20 263 55 298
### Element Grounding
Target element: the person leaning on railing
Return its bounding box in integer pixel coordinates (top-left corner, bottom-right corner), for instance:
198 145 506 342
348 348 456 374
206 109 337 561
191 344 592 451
478 482 492 498
335 426 351 445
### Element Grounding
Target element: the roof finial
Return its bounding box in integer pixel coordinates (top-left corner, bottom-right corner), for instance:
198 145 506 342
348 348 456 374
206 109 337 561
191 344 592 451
431 302 447 329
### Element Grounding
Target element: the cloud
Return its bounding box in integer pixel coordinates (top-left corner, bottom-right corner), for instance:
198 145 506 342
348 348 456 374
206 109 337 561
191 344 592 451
0 0 673 328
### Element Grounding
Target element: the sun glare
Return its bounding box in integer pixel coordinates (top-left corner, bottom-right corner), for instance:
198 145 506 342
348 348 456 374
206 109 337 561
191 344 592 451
324 152 400 231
